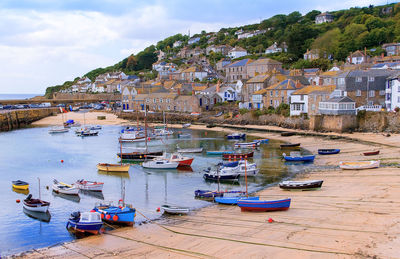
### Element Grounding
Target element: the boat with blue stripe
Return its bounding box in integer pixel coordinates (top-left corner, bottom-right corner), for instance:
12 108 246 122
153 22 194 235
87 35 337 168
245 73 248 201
237 198 291 212
318 149 340 155
282 153 315 162
226 133 246 139
66 211 103 234
93 202 136 226
215 196 259 205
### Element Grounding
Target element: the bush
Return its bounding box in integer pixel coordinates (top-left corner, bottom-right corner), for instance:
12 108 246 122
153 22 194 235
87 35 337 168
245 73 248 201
251 109 263 117
395 107 400 113
276 103 290 116
239 108 249 115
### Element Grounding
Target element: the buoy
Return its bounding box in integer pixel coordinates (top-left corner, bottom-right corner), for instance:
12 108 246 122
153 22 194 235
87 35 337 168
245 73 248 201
46 186 49 190
148 137 151 141
61 160 64 163
100 213 104 219
268 218 274 223
112 215 119 221
106 214 111 220
90 209 96 213
156 207 160 212
16 199 20 203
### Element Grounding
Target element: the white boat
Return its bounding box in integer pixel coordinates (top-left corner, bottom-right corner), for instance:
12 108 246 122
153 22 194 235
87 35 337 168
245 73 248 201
74 180 104 192
23 194 50 212
154 128 173 136
182 123 191 128
119 132 146 142
203 163 241 181
339 160 380 170
48 126 69 134
142 158 179 169
89 125 102 130
234 141 260 148
52 180 79 195
237 160 259 176
178 133 191 138
169 153 194 167
161 204 190 215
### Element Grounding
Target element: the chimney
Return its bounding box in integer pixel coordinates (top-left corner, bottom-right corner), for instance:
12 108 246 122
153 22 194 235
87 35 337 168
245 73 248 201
192 90 195 96
177 89 181 95
216 81 220 93
169 74 172 80
364 47 367 62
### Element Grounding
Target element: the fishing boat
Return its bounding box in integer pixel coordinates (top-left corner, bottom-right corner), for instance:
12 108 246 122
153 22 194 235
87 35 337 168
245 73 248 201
12 180 29 190
48 126 69 134
66 211 103 234
203 164 240 182
142 158 179 169
226 132 246 139
169 153 194 167
119 132 146 143
52 180 79 195
76 129 99 137
318 149 340 155
93 201 136 226
194 189 224 199
118 150 164 161
237 198 291 212
281 132 295 137
182 123 191 128
280 143 301 148
177 133 191 138
222 151 254 160
283 153 315 162
339 160 380 170
234 141 260 148
207 150 235 155
237 160 259 176
23 194 50 213
214 196 259 205
97 163 130 172
161 205 190 215
279 180 324 190
74 180 104 192
363 150 380 156
89 125 102 130
177 147 203 153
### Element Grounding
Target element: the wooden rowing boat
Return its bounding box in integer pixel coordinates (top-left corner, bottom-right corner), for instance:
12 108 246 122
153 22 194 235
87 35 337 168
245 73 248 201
280 143 300 148
339 160 380 170
237 198 291 212
12 180 29 190
318 149 340 155
161 205 190 215
363 150 380 156
279 180 323 190
97 163 130 172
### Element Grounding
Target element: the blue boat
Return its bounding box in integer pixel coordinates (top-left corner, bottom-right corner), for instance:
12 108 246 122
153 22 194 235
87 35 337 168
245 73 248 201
318 149 340 155
237 198 291 212
256 139 269 144
206 150 235 155
194 189 224 199
226 133 246 140
215 196 259 205
282 153 315 162
66 211 103 234
93 202 136 226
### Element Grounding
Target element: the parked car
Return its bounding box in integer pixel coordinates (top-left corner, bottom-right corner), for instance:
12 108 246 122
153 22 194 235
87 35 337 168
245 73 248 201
15 105 24 109
56 104 66 108
40 102 51 108
29 104 40 108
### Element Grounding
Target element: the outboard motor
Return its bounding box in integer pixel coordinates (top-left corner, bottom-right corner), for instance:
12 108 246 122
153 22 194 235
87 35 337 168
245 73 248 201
26 194 32 200
70 211 81 221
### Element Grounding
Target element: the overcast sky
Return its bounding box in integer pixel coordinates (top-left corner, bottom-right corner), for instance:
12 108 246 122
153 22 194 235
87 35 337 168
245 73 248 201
0 0 391 94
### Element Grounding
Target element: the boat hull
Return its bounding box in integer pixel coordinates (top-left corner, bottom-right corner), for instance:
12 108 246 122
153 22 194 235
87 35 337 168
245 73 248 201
12 184 29 190
227 134 246 139
97 163 130 172
52 184 79 195
279 180 323 190
75 181 104 191
23 201 50 213
318 149 340 155
339 161 380 170
118 151 164 161
363 150 380 156
234 142 260 148
215 196 259 205
283 155 315 162
237 198 291 212
194 189 224 199
177 148 203 153
222 152 254 160
177 158 194 167
280 143 300 148
94 206 136 226
203 173 239 181
142 160 179 169
207 151 235 155
161 205 190 214
67 220 103 234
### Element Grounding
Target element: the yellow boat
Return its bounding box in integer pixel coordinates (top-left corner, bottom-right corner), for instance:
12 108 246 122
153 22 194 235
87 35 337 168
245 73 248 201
12 180 29 190
339 160 380 170
97 163 130 172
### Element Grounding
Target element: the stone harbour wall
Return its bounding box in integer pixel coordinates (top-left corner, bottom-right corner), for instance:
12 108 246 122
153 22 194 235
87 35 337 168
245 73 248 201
0 108 58 131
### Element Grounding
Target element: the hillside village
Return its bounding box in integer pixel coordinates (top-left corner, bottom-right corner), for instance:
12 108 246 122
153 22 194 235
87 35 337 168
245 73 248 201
52 3 400 120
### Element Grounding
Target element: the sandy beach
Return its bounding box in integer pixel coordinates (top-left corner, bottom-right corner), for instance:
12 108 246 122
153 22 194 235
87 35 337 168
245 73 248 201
19 112 400 258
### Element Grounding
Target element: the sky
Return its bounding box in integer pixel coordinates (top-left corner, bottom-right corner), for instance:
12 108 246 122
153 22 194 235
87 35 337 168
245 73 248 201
0 0 392 94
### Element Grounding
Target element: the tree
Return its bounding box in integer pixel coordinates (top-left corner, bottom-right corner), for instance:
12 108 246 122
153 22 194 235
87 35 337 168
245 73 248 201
304 10 321 22
126 55 137 71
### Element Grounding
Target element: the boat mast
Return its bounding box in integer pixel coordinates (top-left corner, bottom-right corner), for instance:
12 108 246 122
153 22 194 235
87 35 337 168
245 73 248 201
38 177 41 199
136 107 139 128
244 156 248 197
144 106 148 155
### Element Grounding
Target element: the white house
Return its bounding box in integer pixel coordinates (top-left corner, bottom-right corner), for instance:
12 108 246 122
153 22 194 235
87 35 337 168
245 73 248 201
188 37 200 45
228 47 248 59
265 42 287 54
315 12 334 24
173 40 182 48
347 50 369 65
290 85 336 116
215 86 237 102
386 73 400 111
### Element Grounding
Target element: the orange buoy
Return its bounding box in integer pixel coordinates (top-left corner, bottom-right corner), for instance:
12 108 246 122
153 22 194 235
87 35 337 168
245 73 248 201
100 213 104 219
16 199 20 203
112 215 119 221
106 214 111 220
156 207 160 212
268 218 274 223
61 160 64 163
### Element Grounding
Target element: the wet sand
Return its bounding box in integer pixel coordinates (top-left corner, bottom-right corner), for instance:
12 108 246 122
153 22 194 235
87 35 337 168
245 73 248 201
32 111 130 126
19 113 400 258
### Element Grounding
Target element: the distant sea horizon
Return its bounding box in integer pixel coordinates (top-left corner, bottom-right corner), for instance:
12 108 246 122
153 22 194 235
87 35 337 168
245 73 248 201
0 93 42 100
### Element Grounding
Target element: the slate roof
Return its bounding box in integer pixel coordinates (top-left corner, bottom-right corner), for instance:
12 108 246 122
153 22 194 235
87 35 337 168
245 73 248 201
324 96 355 103
343 70 396 91
226 58 252 68
266 79 303 90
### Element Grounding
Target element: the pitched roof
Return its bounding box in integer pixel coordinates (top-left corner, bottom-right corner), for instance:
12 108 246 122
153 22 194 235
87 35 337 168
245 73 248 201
230 46 247 52
226 58 252 68
292 85 336 95
320 71 340 77
266 79 304 90
246 74 270 83
247 58 282 66
253 88 268 95
324 96 355 103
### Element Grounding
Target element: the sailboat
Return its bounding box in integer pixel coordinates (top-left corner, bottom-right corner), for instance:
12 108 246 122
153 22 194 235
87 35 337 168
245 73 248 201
49 108 69 134
97 140 130 172
75 111 99 137
23 178 50 213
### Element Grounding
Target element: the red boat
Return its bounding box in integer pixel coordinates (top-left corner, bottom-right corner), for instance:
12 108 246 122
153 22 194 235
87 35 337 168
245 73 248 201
363 150 380 156
222 152 254 160
170 153 194 167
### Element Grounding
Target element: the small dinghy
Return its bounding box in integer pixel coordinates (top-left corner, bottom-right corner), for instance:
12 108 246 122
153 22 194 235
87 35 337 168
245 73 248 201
237 198 291 212
222 151 254 160
177 147 203 153
74 180 104 192
89 125 102 130
66 211 103 234
12 180 29 190
281 132 295 137
214 196 259 205
76 129 99 137
203 165 240 182
23 194 50 213
280 143 300 148
194 189 224 199
52 180 79 195
48 126 69 134
255 139 269 144
234 141 260 148
226 133 246 139
161 205 190 215
279 180 323 190
182 123 191 128
339 160 380 170
283 153 315 162
318 149 340 155
142 158 179 169
97 163 130 172
207 150 235 155
363 150 380 156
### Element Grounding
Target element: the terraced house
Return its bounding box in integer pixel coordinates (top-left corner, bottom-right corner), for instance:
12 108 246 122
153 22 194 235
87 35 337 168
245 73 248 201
246 58 282 78
263 77 309 108
225 58 252 82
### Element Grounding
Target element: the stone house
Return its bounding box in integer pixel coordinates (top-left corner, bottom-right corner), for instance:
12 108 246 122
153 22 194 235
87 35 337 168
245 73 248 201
304 49 320 61
228 47 248 59
315 12 334 24
264 79 306 108
180 66 208 82
246 58 282 78
225 58 253 82
382 43 400 56
216 58 231 72
290 85 335 116
206 45 232 55
121 85 138 110
244 74 270 105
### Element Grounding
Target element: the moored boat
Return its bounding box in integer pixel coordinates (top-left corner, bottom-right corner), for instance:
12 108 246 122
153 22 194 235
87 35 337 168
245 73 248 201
12 180 29 190
177 147 203 153
279 180 323 190
281 132 295 137
363 150 380 156
74 180 104 192
182 123 191 128
318 149 340 155
161 204 190 215
207 150 235 155
117 150 164 161
280 143 301 148
66 211 103 234
169 153 194 167
52 180 79 195
23 194 50 213
222 151 254 160
234 141 260 148
93 201 136 226
142 158 179 169
255 139 269 144
214 196 259 205
237 198 291 212
96 163 130 172
177 133 191 138
282 153 315 162
203 165 240 182
194 189 224 199
226 133 246 140
339 160 380 170
48 126 69 134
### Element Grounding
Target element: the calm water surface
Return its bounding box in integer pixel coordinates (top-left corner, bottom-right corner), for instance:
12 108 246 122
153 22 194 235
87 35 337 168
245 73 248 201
0 126 313 256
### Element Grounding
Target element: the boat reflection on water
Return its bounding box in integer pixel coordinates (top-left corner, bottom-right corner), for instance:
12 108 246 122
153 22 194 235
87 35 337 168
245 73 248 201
177 166 193 172
97 170 130 178
52 191 81 203
12 187 29 195
79 190 104 200
23 208 51 223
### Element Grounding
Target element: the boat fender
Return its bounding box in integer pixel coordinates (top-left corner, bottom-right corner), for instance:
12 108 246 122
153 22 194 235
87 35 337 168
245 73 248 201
61 160 64 163
106 214 111 220
156 207 160 212
90 209 96 213
112 215 119 221
267 218 274 223
100 213 104 219
16 199 20 203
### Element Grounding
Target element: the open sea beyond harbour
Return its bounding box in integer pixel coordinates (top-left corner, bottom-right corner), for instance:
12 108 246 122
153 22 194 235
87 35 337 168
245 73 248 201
0 126 314 256
0 93 39 100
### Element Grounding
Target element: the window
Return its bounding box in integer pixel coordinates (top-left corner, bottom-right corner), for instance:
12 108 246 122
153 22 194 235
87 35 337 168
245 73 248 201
369 90 375 97
270 91 273 97
379 90 385 96
275 90 279 97
356 90 362 96
300 95 304 101
338 78 345 84
153 98 156 103
270 100 273 105
281 97 284 102
368 76 374 82
146 98 150 103
397 96 400 103
160 98 163 103
356 77 362 82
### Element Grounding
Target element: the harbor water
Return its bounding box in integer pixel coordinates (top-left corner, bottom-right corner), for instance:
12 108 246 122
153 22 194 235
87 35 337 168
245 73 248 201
0 126 313 256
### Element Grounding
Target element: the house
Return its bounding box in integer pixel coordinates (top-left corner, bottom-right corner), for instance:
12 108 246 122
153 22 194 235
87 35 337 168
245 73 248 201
121 85 138 110
187 47 205 57
175 95 201 113
385 72 400 111
264 79 306 108
382 43 400 56
318 90 356 115
304 49 320 61
315 12 334 24
216 58 231 72
225 58 253 82
188 37 200 45
336 70 395 107
77 77 91 84
316 70 341 86
308 86 337 116
173 40 182 48
265 42 287 54
177 46 190 59
180 66 208 82
347 50 369 64
228 47 248 59
246 58 282 78
244 74 271 107
206 45 232 55
237 30 266 39
371 62 400 70
290 85 336 116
